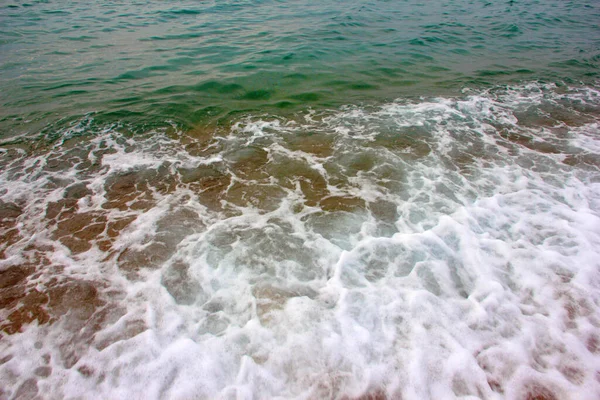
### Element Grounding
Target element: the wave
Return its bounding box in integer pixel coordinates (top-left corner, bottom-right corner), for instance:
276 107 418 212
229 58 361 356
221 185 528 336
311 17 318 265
1 83 599 399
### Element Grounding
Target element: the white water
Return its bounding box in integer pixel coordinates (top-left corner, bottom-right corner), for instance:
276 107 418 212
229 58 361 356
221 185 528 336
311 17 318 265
1 83 600 399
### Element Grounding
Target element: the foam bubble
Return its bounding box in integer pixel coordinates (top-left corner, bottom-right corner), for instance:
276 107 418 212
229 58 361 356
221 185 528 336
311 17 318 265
1 83 600 399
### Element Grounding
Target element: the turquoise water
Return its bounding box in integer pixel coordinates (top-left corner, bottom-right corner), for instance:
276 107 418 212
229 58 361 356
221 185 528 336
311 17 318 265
2 2 600 399
1 0 599 136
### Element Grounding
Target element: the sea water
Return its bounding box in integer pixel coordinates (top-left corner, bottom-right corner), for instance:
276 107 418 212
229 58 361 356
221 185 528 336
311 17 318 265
1 1 599 399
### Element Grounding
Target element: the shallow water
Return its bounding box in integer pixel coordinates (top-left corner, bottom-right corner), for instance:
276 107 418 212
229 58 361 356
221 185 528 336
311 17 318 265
1 1 600 400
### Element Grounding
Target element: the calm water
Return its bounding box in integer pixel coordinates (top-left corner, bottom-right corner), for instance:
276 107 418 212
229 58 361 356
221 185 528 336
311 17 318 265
1 1 600 399
1 0 599 135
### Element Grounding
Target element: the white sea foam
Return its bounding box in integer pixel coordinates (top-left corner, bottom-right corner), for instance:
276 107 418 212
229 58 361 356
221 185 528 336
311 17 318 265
1 83 600 399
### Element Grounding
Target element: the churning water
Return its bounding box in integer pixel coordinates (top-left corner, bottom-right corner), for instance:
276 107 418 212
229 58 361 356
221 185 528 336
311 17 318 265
1 1 600 399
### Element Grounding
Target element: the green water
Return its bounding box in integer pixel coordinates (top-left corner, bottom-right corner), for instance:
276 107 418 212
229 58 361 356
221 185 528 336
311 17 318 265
2 2 600 398
1 0 599 137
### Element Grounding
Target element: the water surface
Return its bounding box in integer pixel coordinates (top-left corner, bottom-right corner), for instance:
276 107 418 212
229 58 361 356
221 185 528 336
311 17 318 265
1 1 600 399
